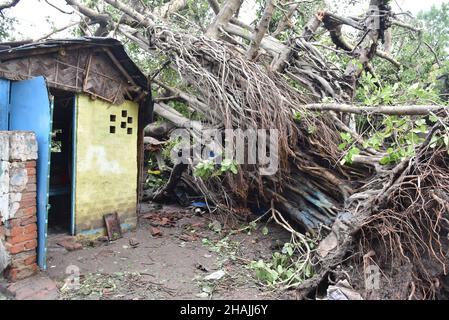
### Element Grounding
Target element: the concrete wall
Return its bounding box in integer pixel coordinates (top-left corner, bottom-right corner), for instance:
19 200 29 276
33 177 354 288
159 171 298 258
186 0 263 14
0 131 38 281
74 94 138 235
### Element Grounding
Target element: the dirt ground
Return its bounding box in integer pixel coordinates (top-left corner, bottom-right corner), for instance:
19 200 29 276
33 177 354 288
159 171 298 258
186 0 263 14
44 202 293 300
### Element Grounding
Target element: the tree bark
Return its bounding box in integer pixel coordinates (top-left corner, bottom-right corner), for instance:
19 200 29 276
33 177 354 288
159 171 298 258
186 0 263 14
302 103 446 115
0 0 20 12
153 0 188 19
206 0 243 39
247 0 276 60
272 2 300 38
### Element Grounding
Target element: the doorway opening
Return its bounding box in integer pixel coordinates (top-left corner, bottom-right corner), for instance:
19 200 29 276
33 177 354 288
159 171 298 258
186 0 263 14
48 90 75 235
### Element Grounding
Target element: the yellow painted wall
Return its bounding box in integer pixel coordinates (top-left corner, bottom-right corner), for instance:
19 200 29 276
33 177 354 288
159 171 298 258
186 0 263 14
74 94 138 235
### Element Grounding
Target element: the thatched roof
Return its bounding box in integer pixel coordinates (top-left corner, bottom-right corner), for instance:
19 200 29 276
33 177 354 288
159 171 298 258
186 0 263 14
0 37 148 104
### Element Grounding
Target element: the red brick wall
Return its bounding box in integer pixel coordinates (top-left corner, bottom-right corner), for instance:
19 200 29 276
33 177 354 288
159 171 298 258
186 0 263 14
1 159 38 281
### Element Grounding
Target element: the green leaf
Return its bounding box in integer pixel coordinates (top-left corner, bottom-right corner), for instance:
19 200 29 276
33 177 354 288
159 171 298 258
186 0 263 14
262 227 269 236
429 114 439 123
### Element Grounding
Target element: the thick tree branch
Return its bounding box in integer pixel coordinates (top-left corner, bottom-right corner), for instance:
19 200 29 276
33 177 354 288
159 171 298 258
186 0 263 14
247 0 276 60
206 0 243 39
272 2 300 38
153 0 188 19
0 0 20 12
302 103 447 115
65 0 112 36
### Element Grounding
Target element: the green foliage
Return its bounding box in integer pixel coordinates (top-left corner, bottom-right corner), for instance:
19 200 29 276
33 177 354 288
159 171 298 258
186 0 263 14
338 132 360 165
202 237 240 257
249 242 314 287
356 71 443 107
194 159 216 179
220 159 238 174
194 158 239 179
144 155 168 190
337 4 449 168
372 3 449 103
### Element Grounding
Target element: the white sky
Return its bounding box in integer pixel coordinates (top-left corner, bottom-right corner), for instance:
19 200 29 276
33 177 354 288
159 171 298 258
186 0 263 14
4 0 449 40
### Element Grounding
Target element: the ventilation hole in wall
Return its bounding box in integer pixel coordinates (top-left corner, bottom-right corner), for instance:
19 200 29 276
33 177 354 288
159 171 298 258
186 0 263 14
127 117 133 124
110 115 116 122
127 128 133 135
121 122 127 129
110 126 116 134
122 110 127 117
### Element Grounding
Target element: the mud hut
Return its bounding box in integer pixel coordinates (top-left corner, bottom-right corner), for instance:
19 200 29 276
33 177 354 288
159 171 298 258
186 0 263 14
0 37 153 269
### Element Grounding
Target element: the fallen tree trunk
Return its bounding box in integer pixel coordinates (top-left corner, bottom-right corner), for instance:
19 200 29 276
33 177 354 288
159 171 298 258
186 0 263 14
63 0 449 300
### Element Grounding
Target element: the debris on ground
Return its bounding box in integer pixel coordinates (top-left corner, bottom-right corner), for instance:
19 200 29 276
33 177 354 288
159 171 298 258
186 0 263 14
141 211 182 228
204 270 226 281
179 234 198 242
56 237 83 252
194 263 208 272
42 203 287 300
326 280 364 301
149 227 163 237
129 238 140 248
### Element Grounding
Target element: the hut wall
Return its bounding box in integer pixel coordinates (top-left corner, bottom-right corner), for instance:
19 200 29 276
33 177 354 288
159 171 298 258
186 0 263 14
74 94 138 235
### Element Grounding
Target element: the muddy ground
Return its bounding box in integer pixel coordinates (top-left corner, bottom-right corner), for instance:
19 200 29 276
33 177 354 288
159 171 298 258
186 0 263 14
44 202 293 300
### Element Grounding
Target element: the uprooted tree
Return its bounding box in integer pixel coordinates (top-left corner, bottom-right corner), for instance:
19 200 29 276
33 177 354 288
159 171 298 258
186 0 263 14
4 0 449 299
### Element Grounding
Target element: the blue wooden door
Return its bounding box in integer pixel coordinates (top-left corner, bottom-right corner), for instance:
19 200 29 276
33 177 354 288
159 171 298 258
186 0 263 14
9 76 52 270
0 79 9 130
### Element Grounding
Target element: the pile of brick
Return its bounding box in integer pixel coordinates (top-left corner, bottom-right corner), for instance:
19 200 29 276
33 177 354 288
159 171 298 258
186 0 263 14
0 132 39 281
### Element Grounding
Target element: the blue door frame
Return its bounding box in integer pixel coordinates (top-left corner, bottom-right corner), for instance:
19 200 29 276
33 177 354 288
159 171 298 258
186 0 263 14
71 96 77 236
5 76 53 270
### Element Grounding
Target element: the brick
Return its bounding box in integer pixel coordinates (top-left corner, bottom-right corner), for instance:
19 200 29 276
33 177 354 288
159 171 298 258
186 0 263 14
8 219 22 228
8 231 37 245
20 215 37 226
23 224 37 234
22 192 37 201
57 240 82 251
16 206 37 219
10 250 34 261
25 184 37 192
5 264 38 282
7 243 24 254
5 226 24 237
24 240 37 250
27 176 36 184
19 198 35 209
26 167 36 176
24 254 37 265
25 161 36 169
21 192 36 202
